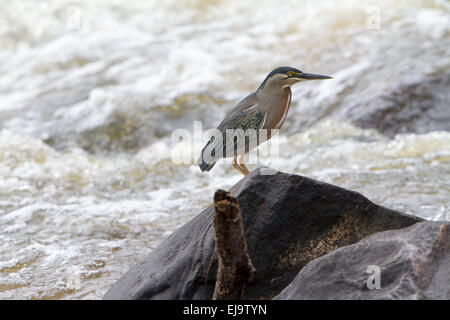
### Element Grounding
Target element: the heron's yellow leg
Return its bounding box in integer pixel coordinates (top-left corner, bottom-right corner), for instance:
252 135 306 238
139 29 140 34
233 154 246 176
239 154 249 176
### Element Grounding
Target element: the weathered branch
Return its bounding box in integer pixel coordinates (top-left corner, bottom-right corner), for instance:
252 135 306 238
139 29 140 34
212 189 256 300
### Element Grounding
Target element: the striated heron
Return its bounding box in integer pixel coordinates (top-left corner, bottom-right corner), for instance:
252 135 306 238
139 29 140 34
198 66 332 176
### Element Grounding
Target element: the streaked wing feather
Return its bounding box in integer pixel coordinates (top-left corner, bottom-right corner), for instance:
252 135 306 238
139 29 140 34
200 94 264 164
219 105 266 157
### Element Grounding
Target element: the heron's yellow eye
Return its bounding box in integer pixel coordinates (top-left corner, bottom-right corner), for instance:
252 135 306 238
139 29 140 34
287 71 294 77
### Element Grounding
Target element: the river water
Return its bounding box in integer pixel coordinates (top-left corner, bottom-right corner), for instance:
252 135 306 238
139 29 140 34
0 0 449 299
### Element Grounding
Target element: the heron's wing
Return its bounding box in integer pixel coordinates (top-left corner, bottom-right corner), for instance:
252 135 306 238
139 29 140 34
218 104 267 158
200 94 266 165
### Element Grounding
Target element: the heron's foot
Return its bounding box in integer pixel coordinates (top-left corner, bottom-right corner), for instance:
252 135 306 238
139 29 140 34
233 154 247 176
232 163 247 176
239 154 249 176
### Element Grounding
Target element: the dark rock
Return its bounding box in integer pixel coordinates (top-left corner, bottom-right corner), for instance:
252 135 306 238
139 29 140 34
103 167 423 300
275 221 450 300
349 73 450 137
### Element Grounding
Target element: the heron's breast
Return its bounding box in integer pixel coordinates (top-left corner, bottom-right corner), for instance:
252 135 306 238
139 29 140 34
267 87 292 130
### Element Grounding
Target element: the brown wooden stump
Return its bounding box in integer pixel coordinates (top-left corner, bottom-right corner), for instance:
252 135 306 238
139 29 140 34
212 189 256 300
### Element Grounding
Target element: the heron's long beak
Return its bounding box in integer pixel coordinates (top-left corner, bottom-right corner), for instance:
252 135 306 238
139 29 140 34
293 73 333 80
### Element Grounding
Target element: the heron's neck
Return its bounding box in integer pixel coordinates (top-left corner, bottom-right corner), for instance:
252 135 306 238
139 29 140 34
256 85 292 130
256 84 290 110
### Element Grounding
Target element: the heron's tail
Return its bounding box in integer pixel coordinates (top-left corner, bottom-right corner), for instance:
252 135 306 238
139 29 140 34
198 139 217 172
199 158 216 172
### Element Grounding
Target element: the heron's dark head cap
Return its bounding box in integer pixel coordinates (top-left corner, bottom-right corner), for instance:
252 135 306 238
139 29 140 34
258 66 332 91
267 66 303 78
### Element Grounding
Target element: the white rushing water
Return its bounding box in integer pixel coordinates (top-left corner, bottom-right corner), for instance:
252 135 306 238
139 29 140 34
0 0 449 299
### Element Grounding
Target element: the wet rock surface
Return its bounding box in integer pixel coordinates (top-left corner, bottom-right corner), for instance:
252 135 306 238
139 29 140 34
103 168 422 300
347 73 450 137
275 221 450 300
